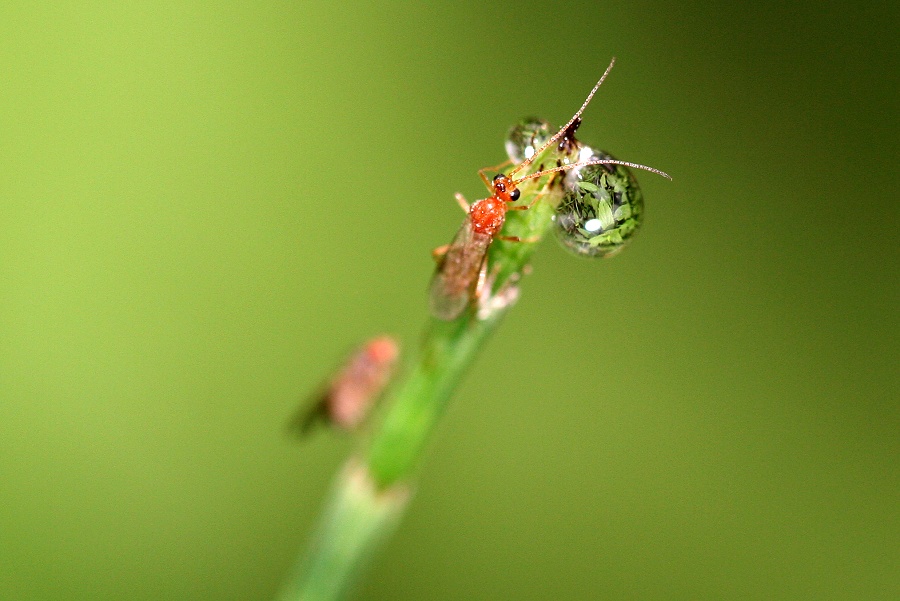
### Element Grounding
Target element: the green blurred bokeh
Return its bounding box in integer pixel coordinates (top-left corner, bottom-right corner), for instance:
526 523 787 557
1 2 896 600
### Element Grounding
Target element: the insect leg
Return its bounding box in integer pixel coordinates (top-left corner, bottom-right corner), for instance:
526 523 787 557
478 159 514 188
431 244 450 263
497 234 540 243
472 254 489 305
508 187 550 211
475 261 521 319
454 193 470 213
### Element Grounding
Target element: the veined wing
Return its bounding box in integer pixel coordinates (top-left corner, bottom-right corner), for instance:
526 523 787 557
429 218 493 320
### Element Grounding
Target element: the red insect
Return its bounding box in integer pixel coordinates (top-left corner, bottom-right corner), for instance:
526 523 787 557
429 58 671 321
295 335 400 434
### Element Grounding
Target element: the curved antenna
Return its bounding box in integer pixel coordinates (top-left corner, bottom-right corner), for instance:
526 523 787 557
514 159 672 182
508 57 617 179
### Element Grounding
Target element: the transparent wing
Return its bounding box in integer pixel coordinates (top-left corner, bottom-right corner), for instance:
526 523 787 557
429 218 492 320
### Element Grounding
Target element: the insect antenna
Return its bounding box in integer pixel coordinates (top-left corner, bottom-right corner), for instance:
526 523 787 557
515 159 672 182
508 57 617 179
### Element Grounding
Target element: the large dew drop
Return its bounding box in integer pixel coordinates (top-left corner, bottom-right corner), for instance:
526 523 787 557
553 149 645 258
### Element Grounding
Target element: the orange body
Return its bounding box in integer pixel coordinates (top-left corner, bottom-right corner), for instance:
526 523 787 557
429 175 520 320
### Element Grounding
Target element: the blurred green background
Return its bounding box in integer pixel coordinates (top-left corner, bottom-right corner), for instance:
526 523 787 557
1 1 896 599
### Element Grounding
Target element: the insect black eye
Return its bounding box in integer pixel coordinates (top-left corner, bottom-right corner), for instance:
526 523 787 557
510 189 520 201
493 174 503 181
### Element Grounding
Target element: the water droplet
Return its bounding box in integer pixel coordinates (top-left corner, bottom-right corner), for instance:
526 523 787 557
505 118 553 164
554 149 644 258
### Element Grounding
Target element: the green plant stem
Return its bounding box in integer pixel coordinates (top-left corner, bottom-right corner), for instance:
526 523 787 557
277 314 509 601
280 168 561 601
367 312 506 486
275 460 409 601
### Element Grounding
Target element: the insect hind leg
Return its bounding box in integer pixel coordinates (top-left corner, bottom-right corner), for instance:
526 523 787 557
454 193 470 213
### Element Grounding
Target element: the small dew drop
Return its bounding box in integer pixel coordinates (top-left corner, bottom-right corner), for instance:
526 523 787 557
505 118 553 164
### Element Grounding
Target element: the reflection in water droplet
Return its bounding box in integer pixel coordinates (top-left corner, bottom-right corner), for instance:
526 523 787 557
505 118 553 164
553 149 644 258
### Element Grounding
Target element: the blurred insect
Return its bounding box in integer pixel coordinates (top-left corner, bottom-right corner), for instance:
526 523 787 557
290 335 399 435
429 57 671 321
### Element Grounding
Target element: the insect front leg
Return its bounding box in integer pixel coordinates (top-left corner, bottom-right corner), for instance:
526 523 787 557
497 234 540 243
508 186 550 212
478 159 514 188
454 193 470 213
